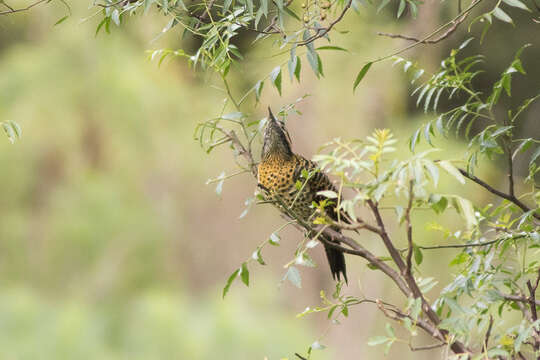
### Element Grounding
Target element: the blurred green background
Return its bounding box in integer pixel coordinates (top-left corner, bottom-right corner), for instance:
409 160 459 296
0 1 538 359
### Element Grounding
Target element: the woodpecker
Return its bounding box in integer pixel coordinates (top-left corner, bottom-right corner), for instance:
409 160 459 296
258 107 347 282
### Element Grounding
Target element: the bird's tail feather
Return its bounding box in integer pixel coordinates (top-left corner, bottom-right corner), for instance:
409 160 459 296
323 243 348 283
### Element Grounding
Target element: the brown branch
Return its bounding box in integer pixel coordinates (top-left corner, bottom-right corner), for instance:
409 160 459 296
375 299 445 343
410 342 446 351
316 226 413 298
225 130 257 177
367 199 470 356
458 168 540 220
328 216 381 234
95 0 136 8
500 293 540 307
0 0 47 15
400 233 528 252
526 268 540 352
377 0 475 44
295 0 353 46
294 353 308 360
404 180 414 277
484 315 494 350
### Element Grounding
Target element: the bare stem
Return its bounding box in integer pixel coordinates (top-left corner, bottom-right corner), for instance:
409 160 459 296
457 168 539 220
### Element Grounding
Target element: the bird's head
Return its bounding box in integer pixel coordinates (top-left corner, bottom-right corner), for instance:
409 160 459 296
262 107 293 160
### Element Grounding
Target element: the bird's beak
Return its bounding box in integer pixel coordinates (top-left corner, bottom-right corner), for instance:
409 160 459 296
268 107 277 124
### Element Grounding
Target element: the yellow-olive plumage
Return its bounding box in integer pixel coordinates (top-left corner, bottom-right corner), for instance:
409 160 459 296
258 108 347 282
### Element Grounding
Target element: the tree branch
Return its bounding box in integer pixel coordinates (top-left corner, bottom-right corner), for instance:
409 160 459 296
500 293 540 307
377 9 468 45
410 342 446 351
0 0 47 15
367 199 470 356
458 168 540 220
484 315 493 350
526 268 540 352
295 0 353 46
404 180 414 277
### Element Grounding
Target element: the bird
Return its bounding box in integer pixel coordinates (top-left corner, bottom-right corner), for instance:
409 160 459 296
257 107 347 282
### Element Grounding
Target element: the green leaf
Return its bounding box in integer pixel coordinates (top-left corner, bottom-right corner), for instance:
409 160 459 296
316 54 324 77
270 66 282 95
240 262 249 286
311 341 326 350
456 196 478 229
430 195 447 214
502 0 530 11
214 171 225 195
294 56 301 82
143 0 154 13
397 0 406 18
252 248 266 265
385 323 395 337
306 48 320 77
222 268 240 298
255 80 264 102
493 7 513 24
285 266 302 288
377 0 390 13
54 15 69 26
261 0 268 15
2 120 21 143
413 245 423 265
316 46 349 52
288 55 297 82
411 68 424 83
317 190 338 199
368 336 389 346
409 127 421 153
111 9 120 26
269 232 281 245
439 160 466 184
458 37 475 50
529 147 540 168
353 62 372 93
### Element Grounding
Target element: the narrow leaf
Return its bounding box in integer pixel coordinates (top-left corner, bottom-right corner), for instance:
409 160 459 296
502 0 530 11
270 66 282 95
240 262 249 286
493 7 513 24
353 62 372 93
439 160 466 184
222 269 240 298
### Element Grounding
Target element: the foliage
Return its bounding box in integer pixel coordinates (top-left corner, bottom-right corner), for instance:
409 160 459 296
4 0 540 358
91 0 539 358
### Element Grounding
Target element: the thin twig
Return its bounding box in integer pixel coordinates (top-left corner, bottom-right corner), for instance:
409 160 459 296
405 180 414 277
526 268 540 352
410 342 447 351
457 168 540 220
294 353 308 360
484 315 494 350
370 0 483 65
400 233 528 251
0 0 47 15
377 7 468 45
295 0 353 46
500 293 540 307
375 299 444 342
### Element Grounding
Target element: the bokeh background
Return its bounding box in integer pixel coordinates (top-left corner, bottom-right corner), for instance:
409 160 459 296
0 1 538 359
